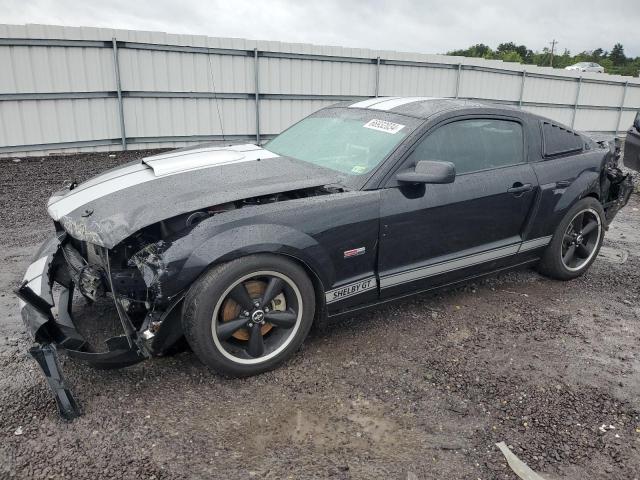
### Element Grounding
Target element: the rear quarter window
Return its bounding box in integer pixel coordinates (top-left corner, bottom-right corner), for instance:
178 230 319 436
541 122 583 157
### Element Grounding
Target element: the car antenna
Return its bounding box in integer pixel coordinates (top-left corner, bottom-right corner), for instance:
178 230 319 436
208 50 226 144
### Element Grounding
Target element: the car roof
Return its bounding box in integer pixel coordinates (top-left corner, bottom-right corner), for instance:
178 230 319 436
336 96 518 120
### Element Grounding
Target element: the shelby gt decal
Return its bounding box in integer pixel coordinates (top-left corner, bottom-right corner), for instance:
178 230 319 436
325 277 377 304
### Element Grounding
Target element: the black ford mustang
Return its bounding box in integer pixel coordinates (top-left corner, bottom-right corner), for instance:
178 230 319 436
17 97 634 418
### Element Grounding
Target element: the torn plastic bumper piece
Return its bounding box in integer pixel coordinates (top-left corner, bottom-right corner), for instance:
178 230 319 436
65 336 146 369
29 343 81 420
16 236 147 419
17 281 145 419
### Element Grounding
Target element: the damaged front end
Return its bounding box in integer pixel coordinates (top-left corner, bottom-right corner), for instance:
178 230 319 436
17 143 347 419
15 230 185 419
17 184 342 419
597 137 634 223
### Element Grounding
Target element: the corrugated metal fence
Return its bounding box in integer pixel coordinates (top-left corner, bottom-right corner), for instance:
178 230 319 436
2 24 640 157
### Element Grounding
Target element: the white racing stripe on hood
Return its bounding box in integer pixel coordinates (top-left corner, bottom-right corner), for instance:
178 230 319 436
66 145 267 195
47 145 279 221
144 150 244 176
348 97 400 109
368 97 443 111
68 162 151 194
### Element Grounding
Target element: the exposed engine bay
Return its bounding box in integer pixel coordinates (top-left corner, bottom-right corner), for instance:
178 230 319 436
47 184 344 369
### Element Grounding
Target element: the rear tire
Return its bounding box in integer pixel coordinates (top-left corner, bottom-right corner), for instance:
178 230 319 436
182 254 315 377
537 197 605 280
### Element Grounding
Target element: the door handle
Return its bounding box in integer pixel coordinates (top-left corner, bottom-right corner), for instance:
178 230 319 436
555 180 572 188
507 183 533 195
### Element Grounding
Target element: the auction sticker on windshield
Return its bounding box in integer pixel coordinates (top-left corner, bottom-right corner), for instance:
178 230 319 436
363 119 405 134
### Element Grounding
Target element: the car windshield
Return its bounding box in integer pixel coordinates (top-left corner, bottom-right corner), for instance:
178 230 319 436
264 108 419 181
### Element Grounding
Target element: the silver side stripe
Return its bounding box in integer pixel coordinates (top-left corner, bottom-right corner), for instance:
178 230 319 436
369 96 443 111
380 244 521 289
518 236 552 252
325 277 377 304
326 236 552 303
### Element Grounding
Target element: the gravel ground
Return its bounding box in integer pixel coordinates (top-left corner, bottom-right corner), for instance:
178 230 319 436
0 150 639 479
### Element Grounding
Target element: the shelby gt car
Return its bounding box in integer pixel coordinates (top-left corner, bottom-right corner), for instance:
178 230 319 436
17 97 634 418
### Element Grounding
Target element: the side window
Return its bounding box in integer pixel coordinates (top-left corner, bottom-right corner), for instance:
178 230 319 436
407 119 524 174
541 122 583 157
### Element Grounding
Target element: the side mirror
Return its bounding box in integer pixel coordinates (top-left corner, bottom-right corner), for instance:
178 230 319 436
634 112 640 131
396 160 456 185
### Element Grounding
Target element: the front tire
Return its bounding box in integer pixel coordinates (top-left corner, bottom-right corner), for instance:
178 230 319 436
537 197 605 280
182 254 316 377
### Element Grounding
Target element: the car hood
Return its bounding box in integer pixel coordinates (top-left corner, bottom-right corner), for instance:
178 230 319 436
47 144 343 248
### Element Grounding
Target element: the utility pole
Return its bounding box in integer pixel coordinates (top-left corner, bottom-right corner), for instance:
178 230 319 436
549 39 558 67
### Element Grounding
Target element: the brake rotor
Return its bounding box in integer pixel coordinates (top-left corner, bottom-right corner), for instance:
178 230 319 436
220 280 286 341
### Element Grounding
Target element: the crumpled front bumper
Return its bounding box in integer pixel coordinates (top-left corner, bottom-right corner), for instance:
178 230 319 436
15 234 146 419
17 235 86 349
16 234 84 419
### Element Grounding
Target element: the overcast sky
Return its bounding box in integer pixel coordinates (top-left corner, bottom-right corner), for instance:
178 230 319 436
2 0 639 57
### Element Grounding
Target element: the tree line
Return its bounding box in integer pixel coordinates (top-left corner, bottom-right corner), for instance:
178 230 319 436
447 42 639 77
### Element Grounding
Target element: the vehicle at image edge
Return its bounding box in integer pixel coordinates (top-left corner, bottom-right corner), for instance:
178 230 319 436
16 97 635 419
565 62 605 73
623 111 640 172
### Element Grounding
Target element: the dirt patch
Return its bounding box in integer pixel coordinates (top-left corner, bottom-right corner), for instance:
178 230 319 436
0 151 639 479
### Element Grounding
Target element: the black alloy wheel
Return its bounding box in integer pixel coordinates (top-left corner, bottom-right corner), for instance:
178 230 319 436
182 254 315 377
537 197 605 281
212 271 302 364
560 208 602 272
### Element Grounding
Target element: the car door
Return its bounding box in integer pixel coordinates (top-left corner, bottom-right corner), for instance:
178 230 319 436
623 111 640 171
377 116 539 298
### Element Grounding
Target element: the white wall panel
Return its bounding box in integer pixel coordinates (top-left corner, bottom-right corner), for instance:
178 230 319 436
574 108 620 132
523 76 578 105
259 99 337 134
123 98 254 137
118 50 254 93
378 65 458 97
1 24 639 157
459 70 521 101
625 85 640 109
521 105 574 126
259 58 375 96
579 82 625 107
0 45 115 93
619 110 637 131
0 98 119 146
